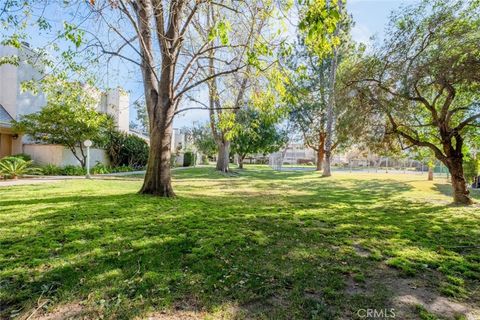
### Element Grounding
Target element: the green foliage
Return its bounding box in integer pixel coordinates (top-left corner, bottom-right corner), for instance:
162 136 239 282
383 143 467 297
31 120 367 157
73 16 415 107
298 0 345 58
92 162 111 175
184 123 217 157
463 154 479 183
11 153 32 162
208 19 231 45
13 75 112 168
61 165 86 176
346 0 480 162
231 107 288 158
415 305 440 320
106 130 149 169
183 151 194 167
41 164 62 176
0 156 40 179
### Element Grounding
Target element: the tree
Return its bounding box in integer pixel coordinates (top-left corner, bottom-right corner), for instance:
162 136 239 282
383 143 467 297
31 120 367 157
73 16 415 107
197 1 285 173
298 0 347 177
86 0 279 196
13 76 112 168
106 130 149 168
346 0 480 204
231 107 288 169
183 123 217 158
286 33 365 171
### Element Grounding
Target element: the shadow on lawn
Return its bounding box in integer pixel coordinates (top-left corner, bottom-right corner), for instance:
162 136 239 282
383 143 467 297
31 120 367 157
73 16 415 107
0 172 479 319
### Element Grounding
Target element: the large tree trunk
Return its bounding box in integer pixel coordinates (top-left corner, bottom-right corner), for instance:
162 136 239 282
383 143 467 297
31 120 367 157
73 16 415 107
445 157 472 205
216 140 230 172
316 133 326 171
140 109 175 197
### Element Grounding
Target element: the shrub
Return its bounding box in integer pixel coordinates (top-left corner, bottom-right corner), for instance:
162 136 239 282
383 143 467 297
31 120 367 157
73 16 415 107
62 165 86 176
183 151 194 167
112 165 135 173
92 162 112 174
0 156 40 179
12 153 32 162
41 164 62 175
201 155 209 165
463 155 479 184
106 130 149 168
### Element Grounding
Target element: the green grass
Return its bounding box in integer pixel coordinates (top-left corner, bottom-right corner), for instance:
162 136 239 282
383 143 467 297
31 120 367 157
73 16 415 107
0 166 479 319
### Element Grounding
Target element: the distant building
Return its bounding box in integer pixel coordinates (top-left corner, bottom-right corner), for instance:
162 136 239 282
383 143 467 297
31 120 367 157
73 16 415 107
0 44 129 166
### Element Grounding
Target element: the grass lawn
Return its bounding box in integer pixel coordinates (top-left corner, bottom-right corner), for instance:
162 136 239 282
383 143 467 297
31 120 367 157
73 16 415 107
1 167 479 319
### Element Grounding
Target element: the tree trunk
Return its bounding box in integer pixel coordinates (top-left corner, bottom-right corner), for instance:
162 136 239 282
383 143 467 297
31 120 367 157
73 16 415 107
216 140 230 172
428 166 434 181
316 133 326 171
238 155 244 169
140 114 175 197
322 0 342 178
445 157 473 205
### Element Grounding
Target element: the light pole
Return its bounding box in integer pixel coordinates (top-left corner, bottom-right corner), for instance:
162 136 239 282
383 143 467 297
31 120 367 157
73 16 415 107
84 139 93 179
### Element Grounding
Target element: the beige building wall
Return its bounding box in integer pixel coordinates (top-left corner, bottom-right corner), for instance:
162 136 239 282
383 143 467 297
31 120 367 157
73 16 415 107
24 144 110 167
0 45 46 120
104 88 130 132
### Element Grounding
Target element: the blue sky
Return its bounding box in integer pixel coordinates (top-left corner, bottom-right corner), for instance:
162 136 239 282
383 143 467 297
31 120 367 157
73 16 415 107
173 0 419 128
5 0 417 129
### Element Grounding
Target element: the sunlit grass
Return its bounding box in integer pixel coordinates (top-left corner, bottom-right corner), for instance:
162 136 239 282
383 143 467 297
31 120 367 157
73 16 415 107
0 166 479 319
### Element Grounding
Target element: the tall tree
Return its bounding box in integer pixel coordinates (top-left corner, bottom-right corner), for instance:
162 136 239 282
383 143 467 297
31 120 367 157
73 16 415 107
88 0 263 196
346 0 480 204
298 0 347 176
196 1 285 172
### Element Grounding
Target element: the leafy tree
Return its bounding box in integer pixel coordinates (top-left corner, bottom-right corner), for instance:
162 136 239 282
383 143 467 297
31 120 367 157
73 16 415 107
346 0 480 204
183 123 217 158
13 76 112 168
231 107 288 169
84 0 288 196
200 2 288 173
106 130 149 168
298 0 347 176
286 33 362 171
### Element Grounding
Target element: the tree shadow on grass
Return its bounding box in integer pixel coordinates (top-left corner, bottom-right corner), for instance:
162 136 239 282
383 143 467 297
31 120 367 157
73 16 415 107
1 173 479 319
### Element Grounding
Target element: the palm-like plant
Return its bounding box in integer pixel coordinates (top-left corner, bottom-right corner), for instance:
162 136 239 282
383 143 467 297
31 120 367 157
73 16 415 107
0 157 40 179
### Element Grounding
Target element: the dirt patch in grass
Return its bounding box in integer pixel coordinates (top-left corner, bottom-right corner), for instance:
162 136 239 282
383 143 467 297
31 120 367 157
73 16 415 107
23 302 89 320
345 263 480 320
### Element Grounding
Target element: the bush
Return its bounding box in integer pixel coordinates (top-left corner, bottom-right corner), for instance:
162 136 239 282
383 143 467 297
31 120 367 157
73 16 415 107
112 165 135 173
183 151 194 167
201 155 209 165
464 156 479 183
41 164 62 175
0 156 40 179
92 162 112 174
106 130 149 168
62 165 86 176
12 153 32 162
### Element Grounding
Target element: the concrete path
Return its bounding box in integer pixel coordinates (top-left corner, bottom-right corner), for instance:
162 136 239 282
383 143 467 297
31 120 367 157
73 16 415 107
0 166 202 187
